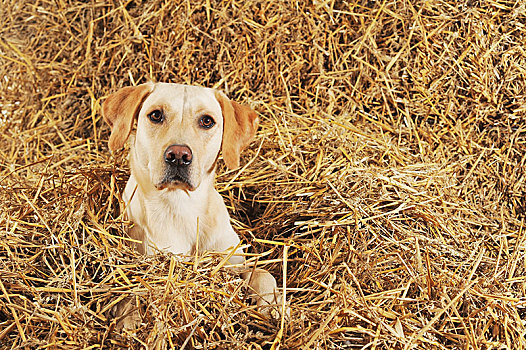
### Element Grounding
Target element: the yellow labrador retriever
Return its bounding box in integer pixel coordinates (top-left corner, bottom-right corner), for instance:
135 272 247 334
102 82 280 328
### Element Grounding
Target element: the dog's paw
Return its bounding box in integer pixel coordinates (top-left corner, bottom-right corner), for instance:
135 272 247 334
257 291 290 320
243 269 289 319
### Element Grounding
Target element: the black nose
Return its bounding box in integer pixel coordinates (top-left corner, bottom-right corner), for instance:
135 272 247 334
164 145 193 166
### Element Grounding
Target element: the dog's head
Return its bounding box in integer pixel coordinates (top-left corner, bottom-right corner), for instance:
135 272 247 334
102 83 259 191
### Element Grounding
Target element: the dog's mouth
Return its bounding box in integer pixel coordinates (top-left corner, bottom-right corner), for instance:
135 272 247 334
156 171 195 191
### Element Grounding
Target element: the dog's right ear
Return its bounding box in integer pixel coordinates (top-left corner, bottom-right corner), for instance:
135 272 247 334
101 83 154 152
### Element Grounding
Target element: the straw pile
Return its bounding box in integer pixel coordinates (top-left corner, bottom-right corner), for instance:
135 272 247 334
1 0 525 348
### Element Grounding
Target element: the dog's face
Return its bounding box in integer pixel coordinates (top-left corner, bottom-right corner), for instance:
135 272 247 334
134 84 223 191
102 82 258 192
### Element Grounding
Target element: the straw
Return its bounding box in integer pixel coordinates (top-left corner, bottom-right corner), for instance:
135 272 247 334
1 0 525 348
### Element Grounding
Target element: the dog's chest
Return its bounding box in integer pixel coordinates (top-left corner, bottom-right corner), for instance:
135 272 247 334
143 199 200 255
124 177 213 255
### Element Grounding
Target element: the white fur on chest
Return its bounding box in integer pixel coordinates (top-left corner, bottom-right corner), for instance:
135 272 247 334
123 174 241 258
125 175 203 254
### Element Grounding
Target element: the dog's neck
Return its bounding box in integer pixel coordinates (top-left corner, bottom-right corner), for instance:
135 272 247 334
125 167 218 255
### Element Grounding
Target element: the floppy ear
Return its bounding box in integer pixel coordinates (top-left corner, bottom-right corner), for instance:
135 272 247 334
214 91 259 169
101 83 154 151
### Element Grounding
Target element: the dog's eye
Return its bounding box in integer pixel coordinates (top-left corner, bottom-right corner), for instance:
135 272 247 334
199 115 215 129
147 110 164 123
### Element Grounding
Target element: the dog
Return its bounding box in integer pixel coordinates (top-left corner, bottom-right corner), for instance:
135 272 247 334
102 82 280 329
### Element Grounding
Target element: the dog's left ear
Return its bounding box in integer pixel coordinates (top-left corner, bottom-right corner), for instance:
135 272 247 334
102 83 154 152
214 91 259 169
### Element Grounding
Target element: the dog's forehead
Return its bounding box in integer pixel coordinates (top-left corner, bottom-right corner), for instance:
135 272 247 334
144 83 220 113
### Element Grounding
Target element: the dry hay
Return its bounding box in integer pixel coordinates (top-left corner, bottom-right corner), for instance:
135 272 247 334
1 0 525 348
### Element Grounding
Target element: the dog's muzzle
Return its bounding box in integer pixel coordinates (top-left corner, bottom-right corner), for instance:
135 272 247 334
157 144 194 190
